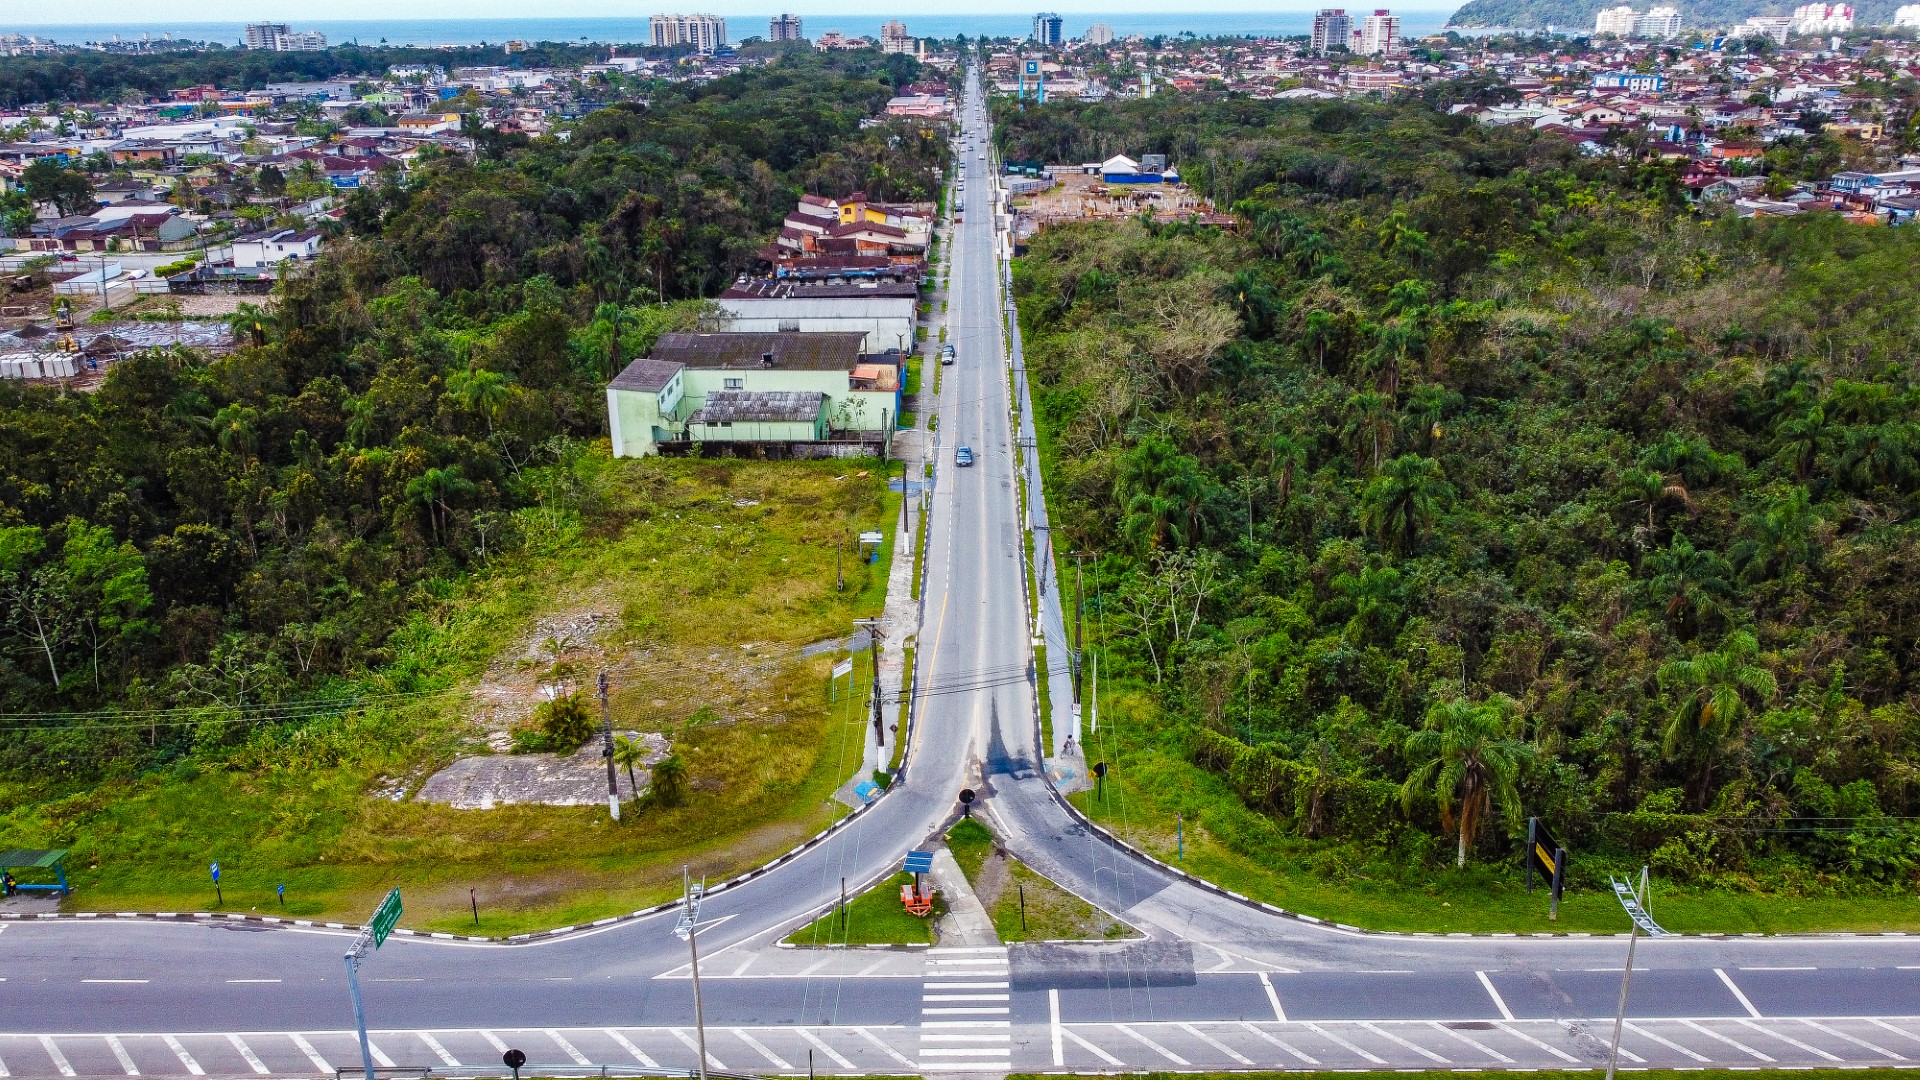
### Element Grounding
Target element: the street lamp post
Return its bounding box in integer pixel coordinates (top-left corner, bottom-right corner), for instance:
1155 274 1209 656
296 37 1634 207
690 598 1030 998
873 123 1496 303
674 868 709 1080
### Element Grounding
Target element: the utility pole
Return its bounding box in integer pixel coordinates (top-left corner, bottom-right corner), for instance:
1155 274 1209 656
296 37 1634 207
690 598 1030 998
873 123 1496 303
599 671 620 821
854 618 885 748
1068 552 1093 707
1604 921 1640 1080
674 868 709 1080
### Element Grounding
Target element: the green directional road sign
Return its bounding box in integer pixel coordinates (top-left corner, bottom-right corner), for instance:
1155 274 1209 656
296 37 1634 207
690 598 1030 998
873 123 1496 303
369 888 403 949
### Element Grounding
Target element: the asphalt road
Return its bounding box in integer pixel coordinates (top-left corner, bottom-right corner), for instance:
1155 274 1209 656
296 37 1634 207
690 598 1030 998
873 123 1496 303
3 68 1919 1079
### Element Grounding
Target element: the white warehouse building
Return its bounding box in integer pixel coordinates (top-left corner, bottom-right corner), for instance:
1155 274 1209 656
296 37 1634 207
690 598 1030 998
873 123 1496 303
717 279 920 354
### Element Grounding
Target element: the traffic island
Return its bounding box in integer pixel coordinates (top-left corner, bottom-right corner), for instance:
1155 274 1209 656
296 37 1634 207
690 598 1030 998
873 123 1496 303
783 871 947 947
946 819 1137 942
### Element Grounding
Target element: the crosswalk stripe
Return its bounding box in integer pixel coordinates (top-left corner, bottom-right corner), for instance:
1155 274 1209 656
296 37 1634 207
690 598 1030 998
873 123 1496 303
731 1028 793 1069
924 981 1008 989
38 1036 77 1078
605 1029 659 1068
1059 1026 1125 1066
226 1034 270 1074
1802 1018 1904 1059
923 1006 1008 1015
545 1028 592 1065
1738 1018 1841 1060
1115 1023 1190 1065
160 1035 204 1076
1624 1020 1711 1062
418 1031 462 1066
1305 1022 1389 1065
922 1020 1011 1029
1361 1021 1449 1063
1680 1018 1775 1061
853 1027 917 1068
798 1028 855 1069
1429 1020 1516 1063
1179 1023 1253 1065
671 1026 727 1070
921 1047 1011 1056
289 1033 332 1072
105 1035 140 1075
924 994 1010 1001
1496 1022 1581 1063
1239 1021 1320 1065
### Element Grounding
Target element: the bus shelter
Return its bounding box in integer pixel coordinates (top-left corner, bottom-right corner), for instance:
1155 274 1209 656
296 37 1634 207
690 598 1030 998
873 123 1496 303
0 849 71 895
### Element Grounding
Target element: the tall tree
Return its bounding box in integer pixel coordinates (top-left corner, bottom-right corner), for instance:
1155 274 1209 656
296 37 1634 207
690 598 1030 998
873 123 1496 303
1401 696 1531 868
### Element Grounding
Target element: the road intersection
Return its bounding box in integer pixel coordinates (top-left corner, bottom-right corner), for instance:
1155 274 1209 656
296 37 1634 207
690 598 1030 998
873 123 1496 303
4 67 1920 1079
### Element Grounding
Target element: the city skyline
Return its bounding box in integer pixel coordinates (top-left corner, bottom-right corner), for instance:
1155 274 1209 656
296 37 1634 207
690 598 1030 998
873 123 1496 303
6 0 1459 26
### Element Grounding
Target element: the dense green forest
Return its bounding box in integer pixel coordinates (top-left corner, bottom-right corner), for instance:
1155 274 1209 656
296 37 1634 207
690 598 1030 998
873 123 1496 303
0 53 943 782
1002 94 1920 889
0 41 681 108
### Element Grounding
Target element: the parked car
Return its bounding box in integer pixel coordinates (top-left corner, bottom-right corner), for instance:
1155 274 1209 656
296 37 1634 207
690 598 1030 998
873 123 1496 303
955 446 974 467
940 344 956 366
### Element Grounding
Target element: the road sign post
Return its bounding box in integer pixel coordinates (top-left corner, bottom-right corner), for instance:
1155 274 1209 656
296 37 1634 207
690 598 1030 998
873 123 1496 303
210 862 221 907
674 869 709 1080
344 888 402 1080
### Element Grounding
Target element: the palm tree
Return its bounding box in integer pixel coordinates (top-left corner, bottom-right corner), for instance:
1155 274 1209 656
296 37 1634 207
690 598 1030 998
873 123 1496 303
1618 467 1693 541
1358 455 1452 554
405 465 477 545
650 753 688 807
1729 487 1820 583
1771 406 1827 482
1839 421 1920 493
1401 696 1531 868
1300 309 1337 370
1341 390 1395 473
1645 532 1731 638
445 369 514 433
1657 629 1776 806
613 734 649 800
1270 433 1309 510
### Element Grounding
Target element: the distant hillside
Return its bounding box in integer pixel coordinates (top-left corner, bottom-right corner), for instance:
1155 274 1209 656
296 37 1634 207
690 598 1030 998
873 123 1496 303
1445 0 1904 29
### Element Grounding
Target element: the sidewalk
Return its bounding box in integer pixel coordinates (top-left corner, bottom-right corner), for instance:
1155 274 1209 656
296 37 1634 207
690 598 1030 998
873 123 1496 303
831 474 922 810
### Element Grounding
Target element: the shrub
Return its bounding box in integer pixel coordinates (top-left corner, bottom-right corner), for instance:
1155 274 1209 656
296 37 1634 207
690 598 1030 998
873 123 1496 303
526 690 595 751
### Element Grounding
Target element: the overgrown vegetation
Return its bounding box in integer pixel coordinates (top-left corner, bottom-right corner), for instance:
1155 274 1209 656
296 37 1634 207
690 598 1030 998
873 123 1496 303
785 870 942 946
1004 93 1920 915
948 818 1132 941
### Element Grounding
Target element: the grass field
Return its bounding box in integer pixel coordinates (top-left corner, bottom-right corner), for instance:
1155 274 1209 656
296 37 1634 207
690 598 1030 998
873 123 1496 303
784 870 942 946
0 451 901 935
947 819 1130 942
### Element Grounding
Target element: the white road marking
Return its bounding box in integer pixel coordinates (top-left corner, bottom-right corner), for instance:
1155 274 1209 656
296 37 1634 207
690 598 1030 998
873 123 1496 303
671 1026 727 1070
795 959 830 977
0 1044 9 1077
1360 1021 1450 1062
924 981 1008 989
478 1030 511 1054
730 1028 793 1069
604 1029 658 1068
544 1028 592 1065
1059 1027 1125 1066
731 954 757 977
1305 1022 1389 1065
923 1006 1008 1015
853 1026 917 1068
289 1033 332 1072
921 1020 1011 1029
38 1036 76 1078
104 1035 140 1075
1743 966 1815 971
1475 970 1516 1021
1496 1022 1581 1062
226 1033 270 1074
1259 971 1287 1022
1049 989 1064 1066
367 1038 395 1067
1715 967 1764 1018
1180 1022 1253 1064
1800 1018 1904 1059
83 979 150 984
1240 1021 1320 1064
924 993 1009 1001
1737 1018 1842 1060
1680 1018 1775 1061
417 1031 461 1066
922 1047 1012 1057
1624 1020 1711 1062
1430 1021 1515 1063
160 1034 204 1075
798 1028 854 1069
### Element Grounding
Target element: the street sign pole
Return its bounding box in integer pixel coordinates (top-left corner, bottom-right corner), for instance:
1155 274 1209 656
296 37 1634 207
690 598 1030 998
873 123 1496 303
675 868 709 1080
345 888 402 1080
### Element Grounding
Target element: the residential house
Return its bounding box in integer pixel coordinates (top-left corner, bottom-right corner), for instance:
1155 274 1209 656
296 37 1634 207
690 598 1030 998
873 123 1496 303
232 228 324 268
718 279 919 352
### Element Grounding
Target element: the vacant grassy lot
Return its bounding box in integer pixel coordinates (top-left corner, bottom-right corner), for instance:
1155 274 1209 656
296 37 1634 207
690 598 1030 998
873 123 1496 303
785 870 941 946
0 451 900 935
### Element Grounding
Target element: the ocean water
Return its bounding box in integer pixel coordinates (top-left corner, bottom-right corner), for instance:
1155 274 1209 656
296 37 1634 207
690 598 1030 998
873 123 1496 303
9 12 1460 49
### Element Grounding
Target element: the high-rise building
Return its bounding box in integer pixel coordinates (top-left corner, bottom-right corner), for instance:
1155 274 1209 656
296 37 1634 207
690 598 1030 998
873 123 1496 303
1633 5 1683 37
1032 12 1064 45
244 22 288 49
650 13 728 52
1593 5 1638 35
768 13 803 40
1790 2 1852 32
1357 9 1400 54
880 20 914 53
1730 15 1793 42
276 29 327 50
1084 22 1115 44
1311 8 1353 52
